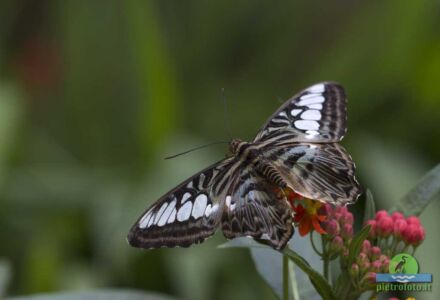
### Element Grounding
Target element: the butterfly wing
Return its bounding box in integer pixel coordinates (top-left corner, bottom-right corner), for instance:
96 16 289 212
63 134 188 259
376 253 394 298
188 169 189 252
254 82 347 143
127 158 235 249
261 142 361 205
221 166 294 250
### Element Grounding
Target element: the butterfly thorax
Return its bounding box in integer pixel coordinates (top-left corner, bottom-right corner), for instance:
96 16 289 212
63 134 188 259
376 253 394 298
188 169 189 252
230 138 287 188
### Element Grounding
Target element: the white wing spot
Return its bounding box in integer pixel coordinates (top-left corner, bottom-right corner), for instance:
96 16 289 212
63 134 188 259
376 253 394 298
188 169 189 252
278 111 287 117
154 202 169 224
192 194 208 219
225 195 232 206
157 199 177 226
167 208 177 224
139 211 152 229
297 95 325 106
177 201 192 222
301 109 321 120
294 120 320 131
305 130 320 138
290 109 302 116
147 212 155 227
204 204 212 217
308 103 322 109
181 192 192 203
307 83 325 93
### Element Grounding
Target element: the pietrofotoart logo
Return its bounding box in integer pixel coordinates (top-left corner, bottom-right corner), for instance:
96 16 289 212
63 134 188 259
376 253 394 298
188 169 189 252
376 253 432 293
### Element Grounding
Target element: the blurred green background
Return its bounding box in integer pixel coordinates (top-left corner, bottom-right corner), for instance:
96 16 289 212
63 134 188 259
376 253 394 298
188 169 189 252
0 1 439 299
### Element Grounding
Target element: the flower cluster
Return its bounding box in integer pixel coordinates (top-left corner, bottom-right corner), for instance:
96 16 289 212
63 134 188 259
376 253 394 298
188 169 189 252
366 210 425 256
349 239 390 291
321 204 354 258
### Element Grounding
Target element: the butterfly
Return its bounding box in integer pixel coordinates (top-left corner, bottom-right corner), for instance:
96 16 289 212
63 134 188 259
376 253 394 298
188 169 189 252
127 82 361 250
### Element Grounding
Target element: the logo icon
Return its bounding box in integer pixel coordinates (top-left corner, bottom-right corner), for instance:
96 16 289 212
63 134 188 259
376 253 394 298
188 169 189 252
389 253 418 274
376 252 432 293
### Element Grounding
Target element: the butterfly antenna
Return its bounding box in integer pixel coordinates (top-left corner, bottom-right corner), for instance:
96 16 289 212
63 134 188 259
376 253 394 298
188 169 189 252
164 141 229 160
221 88 232 140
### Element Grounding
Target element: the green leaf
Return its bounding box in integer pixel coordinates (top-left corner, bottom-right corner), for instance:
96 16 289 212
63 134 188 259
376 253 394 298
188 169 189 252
347 225 371 265
390 163 440 216
6 289 175 300
363 189 376 223
283 248 335 300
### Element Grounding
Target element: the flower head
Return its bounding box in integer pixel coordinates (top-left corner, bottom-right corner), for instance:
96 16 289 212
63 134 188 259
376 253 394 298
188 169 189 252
292 199 327 236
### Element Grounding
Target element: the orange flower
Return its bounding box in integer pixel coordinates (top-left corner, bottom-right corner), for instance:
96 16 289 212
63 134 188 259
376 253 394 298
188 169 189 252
293 199 327 236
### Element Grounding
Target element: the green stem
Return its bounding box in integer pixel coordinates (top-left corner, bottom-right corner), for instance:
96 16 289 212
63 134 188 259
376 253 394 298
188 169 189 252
283 254 289 300
310 231 323 256
321 235 330 282
323 255 329 282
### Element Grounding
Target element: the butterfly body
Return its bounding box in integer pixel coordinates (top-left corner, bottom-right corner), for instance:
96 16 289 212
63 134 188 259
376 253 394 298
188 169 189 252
128 82 361 250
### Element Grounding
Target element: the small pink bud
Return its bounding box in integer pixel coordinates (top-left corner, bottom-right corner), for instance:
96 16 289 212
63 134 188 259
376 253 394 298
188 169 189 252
342 223 353 238
344 212 354 225
393 219 408 239
406 216 421 226
329 236 344 252
364 271 376 283
381 258 390 273
375 210 388 221
319 203 333 216
391 211 404 221
342 248 349 258
377 216 394 237
370 246 381 260
365 220 376 239
350 263 360 278
339 206 348 215
361 240 371 254
324 219 340 236
371 260 382 272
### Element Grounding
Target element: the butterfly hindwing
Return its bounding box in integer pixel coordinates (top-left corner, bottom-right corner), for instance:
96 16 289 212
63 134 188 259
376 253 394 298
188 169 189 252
221 167 294 250
254 82 347 143
262 142 360 205
127 159 234 249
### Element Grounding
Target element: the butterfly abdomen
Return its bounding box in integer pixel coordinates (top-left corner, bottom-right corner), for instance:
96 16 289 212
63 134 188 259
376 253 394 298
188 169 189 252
255 160 287 188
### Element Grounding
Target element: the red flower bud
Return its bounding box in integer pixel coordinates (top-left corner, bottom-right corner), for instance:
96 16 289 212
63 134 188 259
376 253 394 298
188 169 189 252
406 216 421 226
377 216 394 237
324 219 340 236
370 246 381 261
329 235 344 253
361 239 371 255
391 211 404 221
403 224 425 246
375 210 388 221
365 220 377 239
342 223 353 239
350 263 360 278
371 260 382 272
393 219 407 239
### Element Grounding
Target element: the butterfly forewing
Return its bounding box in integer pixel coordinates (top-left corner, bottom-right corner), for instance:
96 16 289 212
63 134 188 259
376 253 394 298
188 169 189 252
127 158 234 248
254 82 347 143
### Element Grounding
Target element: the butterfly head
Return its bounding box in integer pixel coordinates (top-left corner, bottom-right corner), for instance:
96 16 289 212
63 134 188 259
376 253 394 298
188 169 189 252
229 138 245 155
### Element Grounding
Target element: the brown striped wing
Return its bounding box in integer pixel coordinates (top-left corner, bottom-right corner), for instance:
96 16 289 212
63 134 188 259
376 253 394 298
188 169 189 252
261 142 361 205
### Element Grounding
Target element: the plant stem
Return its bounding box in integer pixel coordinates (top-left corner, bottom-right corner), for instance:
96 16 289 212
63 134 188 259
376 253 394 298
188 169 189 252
323 255 329 281
283 254 290 300
310 231 323 256
321 235 330 282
